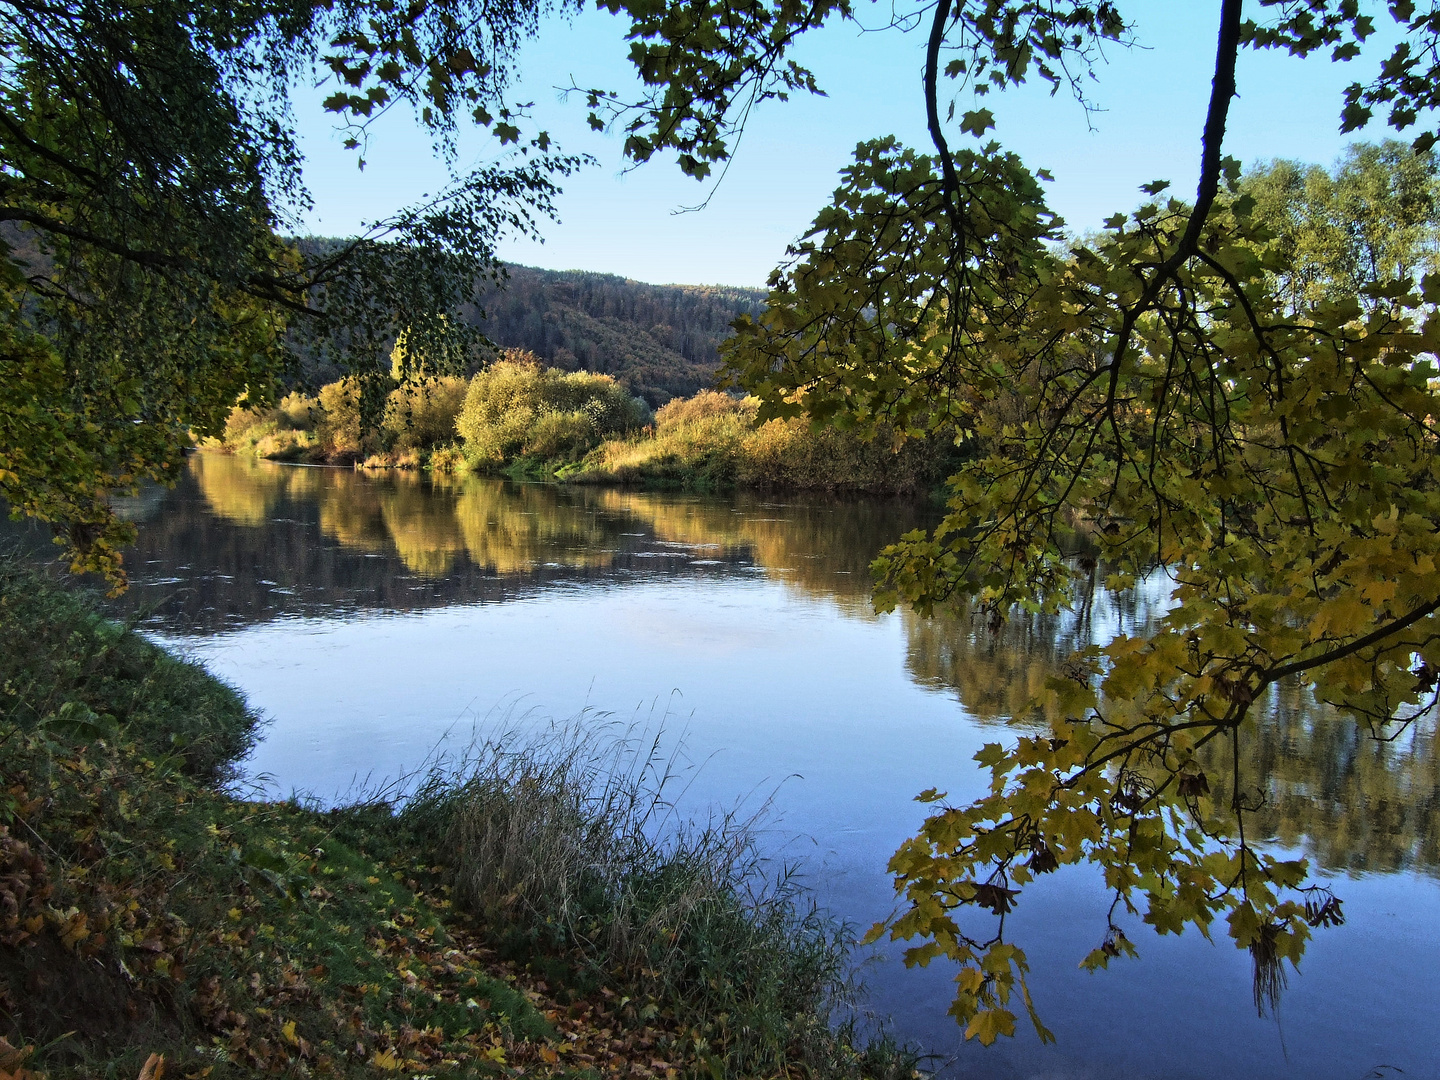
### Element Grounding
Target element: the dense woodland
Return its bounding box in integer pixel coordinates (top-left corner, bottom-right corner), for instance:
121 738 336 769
469 267 765 405
296 263 766 406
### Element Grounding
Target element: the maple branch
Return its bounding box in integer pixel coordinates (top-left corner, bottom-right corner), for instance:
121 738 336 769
1102 0 1242 419
1264 596 1440 685
924 0 966 248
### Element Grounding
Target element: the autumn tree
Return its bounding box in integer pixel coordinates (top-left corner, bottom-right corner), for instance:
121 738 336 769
0 0 580 583
585 0 1440 1042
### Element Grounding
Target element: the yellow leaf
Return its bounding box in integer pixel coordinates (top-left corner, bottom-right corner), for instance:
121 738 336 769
963 1008 1016 1046
955 968 985 995
281 1021 298 1046
371 1050 403 1071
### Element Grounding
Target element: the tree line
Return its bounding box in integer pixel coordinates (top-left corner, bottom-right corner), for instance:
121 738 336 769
469 266 765 406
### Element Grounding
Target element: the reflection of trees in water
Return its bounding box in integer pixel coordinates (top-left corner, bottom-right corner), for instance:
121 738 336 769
903 584 1440 874
595 489 933 609
190 454 935 599
189 452 286 527
154 454 933 627
900 573 1119 727
455 482 616 575
377 480 467 577
193 456 622 576
902 603 1074 728
1206 682 1440 875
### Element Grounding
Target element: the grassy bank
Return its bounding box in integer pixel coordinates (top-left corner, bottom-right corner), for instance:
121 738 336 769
0 558 914 1080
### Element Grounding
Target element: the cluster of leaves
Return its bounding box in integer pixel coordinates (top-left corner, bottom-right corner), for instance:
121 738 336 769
706 1 1440 1045
0 0 582 586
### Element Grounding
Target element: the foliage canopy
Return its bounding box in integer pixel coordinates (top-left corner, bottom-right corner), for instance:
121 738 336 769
0 0 580 583
584 0 1440 1043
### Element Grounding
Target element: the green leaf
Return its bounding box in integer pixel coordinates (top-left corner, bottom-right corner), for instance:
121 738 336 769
959 109 996 137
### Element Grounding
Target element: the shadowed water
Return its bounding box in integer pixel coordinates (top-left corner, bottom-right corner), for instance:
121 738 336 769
24 453 1438 1080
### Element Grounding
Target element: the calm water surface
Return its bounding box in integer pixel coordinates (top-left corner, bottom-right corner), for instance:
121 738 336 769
77 455 1440 1078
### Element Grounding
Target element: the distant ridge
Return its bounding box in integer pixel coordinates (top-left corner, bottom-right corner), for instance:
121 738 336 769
467 265 767 405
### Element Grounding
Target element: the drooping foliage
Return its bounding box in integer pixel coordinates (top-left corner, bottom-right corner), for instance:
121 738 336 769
0 0 581 583
580 0 1440 1044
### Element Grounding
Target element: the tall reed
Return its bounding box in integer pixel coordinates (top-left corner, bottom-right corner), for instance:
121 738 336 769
402 720 916 1079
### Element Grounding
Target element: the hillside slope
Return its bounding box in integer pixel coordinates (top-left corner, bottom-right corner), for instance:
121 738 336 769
468 266 766 405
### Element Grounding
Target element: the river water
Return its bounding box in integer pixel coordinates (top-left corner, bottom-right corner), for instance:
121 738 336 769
63 454 1440 1078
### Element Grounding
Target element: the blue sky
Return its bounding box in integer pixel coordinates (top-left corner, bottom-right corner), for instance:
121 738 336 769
293 0 1404 288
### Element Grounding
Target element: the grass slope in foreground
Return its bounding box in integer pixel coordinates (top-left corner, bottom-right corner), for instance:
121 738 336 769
0 556 915 1080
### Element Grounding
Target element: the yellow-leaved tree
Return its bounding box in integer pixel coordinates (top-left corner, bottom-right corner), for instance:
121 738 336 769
581 0 1440 1041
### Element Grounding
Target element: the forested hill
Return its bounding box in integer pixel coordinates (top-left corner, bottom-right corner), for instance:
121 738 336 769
466 265 767 405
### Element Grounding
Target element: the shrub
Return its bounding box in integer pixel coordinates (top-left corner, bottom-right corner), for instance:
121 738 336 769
457 353 649 467
315 376 388 462
428 444 467 473
383 375 470 452
576 393 756 489
221 392 322 460
276 391 320 430
522 409 597 460
252 427 319 462
577 389 953 494
653 389 750 429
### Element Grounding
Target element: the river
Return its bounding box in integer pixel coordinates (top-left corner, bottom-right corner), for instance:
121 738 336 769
64 453 1440 1078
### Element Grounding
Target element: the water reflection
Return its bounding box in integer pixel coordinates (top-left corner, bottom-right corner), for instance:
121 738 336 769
114 454 935 629
906 589 1440 876
1219 680 1440 875
52 452 1440 876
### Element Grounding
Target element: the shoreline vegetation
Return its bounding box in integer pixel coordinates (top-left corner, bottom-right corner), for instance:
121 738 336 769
217 352 956 497
0 556 917 1079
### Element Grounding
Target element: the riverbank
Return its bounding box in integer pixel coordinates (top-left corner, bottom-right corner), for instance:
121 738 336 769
0 558 915 1079
560 393 948 496
219 359 955 497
